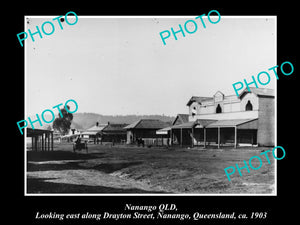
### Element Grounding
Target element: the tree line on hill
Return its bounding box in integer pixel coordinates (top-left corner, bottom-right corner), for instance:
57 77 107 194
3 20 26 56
72 113 175 130
28 112 175 133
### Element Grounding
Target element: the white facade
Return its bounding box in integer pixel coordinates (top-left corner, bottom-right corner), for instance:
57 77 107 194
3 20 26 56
185 88 275 146
188 91 259 122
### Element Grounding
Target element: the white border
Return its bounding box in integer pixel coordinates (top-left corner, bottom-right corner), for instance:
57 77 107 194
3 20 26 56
24 15 277 196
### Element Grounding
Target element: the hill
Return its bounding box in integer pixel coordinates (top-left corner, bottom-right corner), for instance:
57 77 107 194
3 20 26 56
27 113 175 130
72 113 175 130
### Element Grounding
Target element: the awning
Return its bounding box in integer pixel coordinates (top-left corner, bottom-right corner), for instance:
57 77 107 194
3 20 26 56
171 119 217 129
171 122 195 129
26 128 53 137
156 127 171 135
206 118 258 129
169 118 258 130
81 131 99 135
61 133 81 138
194 119 217 128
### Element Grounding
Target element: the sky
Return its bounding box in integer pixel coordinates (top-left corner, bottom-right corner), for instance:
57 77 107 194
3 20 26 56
26 16 276 116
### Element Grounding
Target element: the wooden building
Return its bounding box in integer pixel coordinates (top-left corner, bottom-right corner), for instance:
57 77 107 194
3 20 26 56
81 122 106 142
169 88 274 148
125 119 169 145
26 128 54 151
156 114 189 146
101 123 128 143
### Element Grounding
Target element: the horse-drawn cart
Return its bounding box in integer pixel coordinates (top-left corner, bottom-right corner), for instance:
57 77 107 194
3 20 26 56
73 141 88 153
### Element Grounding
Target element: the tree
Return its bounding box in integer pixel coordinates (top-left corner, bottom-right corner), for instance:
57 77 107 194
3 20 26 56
53 105 73 135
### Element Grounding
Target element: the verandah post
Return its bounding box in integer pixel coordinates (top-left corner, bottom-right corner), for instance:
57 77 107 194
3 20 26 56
204 128 206 148
217 127 220 149
234 126 237 148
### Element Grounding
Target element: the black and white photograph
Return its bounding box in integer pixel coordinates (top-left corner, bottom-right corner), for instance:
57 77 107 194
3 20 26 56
14 4 297 225
24 16 276 195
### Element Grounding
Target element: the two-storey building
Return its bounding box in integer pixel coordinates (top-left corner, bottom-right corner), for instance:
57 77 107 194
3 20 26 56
170 87 275 147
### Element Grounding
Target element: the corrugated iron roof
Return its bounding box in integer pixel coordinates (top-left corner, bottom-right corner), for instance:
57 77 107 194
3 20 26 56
172 121 195 129
124 120 141 129
87 124 107 132
124 119 168 129
102 123 128 132
172 114 189 125
195 119 218 128
206 118 258 128
186 96 213 106
240 88 275 98
81 131 99 135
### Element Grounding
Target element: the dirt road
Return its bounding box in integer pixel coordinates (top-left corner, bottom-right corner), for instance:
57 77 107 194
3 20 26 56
26 144 275 194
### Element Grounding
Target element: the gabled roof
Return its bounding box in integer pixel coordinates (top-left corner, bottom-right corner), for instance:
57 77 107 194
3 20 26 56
186 96 213 106
87 124 107 132
214 91 224 97
172 121 195 129
124 119 169 130
102 123 128 132
195 119 218 128
172 119 217 129
124 120 141 129
239 88 275 99
172 114 189 125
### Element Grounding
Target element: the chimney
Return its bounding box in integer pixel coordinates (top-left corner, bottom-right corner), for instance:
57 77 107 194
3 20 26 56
96 122 99 127
107 121 110 125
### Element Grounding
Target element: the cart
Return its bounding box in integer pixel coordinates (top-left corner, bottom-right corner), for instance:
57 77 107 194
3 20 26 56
73 141 88 153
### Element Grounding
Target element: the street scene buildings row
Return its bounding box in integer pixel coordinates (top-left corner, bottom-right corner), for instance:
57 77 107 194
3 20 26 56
27 87 275 150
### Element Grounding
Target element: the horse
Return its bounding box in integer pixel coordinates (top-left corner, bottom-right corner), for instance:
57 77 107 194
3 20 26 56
136 138 145 147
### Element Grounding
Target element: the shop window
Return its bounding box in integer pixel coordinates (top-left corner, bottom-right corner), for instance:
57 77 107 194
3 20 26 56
245 100 253 111
216 104 222 113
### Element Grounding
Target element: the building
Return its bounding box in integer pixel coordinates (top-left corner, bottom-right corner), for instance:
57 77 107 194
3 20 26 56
101 123 128 143
80 122 129 144
26 128 54 151
81 122 107 141
172 114 189 125
125 119 169 145
170 87 275 147
156 114 189 146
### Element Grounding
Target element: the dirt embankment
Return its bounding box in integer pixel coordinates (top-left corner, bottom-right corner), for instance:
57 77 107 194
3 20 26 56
27 145 275 194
